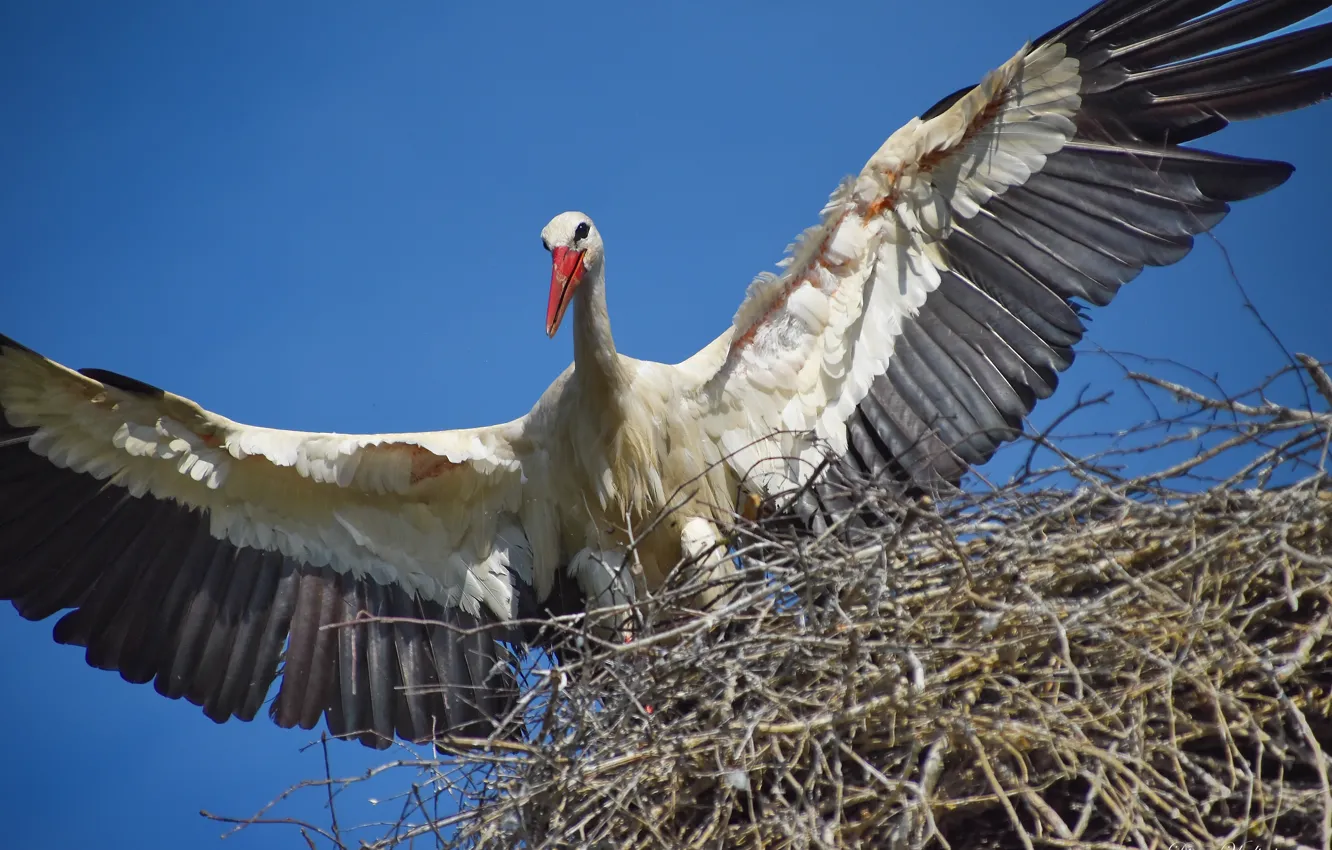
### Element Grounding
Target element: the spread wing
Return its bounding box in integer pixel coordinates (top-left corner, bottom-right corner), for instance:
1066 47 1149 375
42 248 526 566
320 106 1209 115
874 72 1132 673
0 334 536 747
690 0 1332 522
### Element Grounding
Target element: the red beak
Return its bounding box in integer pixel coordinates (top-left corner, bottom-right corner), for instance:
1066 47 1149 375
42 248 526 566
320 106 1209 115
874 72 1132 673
546 246 585 337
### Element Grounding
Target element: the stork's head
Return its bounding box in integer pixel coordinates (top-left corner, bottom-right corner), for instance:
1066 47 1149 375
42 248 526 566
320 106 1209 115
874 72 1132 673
541 211 602 338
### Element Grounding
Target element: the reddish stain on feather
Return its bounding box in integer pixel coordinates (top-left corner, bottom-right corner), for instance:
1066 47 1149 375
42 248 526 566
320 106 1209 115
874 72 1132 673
726 78 1010 359
728 211 847 355
860 85 1011 221
918 86 1009 173
407 445 463 484
863 178 900 220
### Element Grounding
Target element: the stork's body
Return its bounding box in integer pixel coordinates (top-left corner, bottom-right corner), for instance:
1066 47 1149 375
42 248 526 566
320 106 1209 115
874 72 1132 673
506 219 740 601
4 0 1332 749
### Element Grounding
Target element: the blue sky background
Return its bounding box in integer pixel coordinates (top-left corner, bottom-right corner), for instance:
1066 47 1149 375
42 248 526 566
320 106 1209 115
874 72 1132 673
2 1 1330 847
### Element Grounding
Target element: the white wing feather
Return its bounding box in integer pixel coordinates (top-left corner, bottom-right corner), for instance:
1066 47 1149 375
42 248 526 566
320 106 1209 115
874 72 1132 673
0 344 533 618
686 42 1082 498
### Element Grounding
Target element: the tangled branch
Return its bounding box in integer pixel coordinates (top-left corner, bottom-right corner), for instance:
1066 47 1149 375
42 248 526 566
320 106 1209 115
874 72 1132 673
220 356 1332 850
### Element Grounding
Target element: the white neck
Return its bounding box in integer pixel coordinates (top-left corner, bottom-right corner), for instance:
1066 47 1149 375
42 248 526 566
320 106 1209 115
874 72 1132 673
571 260 626 399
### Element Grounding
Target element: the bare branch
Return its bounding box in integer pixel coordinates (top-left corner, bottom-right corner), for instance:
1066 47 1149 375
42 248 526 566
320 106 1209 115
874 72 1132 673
225 361 1332 849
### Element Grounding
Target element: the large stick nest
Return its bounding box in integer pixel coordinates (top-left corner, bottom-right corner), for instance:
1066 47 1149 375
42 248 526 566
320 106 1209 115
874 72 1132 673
241 358 1332 850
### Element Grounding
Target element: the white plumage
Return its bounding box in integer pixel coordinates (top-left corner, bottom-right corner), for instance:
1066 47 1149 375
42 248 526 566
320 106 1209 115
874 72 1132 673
3 0 1330 748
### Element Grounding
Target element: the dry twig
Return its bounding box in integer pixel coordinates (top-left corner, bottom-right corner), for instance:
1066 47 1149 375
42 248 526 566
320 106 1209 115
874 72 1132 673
222 358 1332 850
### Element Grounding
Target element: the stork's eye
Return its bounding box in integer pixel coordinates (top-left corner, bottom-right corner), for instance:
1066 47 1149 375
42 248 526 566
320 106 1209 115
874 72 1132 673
574 222 590 242
542 237 551 252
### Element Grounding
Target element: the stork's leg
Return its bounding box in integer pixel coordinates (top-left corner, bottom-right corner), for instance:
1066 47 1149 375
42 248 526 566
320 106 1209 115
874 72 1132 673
567 548 636 641
680 517 737 610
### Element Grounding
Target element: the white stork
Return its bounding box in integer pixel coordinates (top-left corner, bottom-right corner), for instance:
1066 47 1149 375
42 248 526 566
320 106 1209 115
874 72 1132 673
3 0 1331 749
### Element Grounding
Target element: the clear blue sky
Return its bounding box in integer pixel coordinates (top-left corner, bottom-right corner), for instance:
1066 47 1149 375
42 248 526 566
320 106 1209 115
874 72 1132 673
2 2 1329 847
